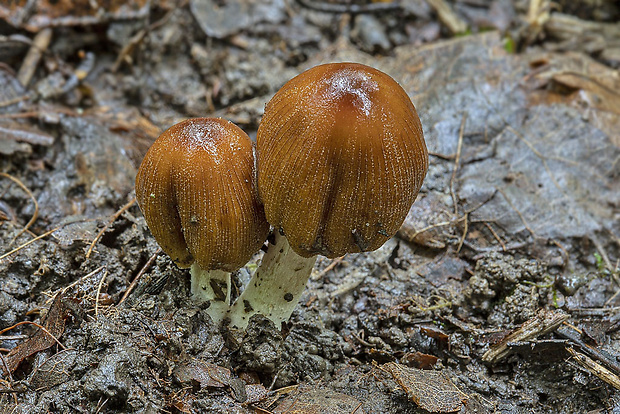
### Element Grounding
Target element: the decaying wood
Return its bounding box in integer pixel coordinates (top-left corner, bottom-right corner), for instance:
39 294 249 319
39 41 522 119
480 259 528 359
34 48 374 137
482 309 569 363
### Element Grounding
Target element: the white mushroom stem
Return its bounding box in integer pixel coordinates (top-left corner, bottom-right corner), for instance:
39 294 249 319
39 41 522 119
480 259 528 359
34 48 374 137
227 232 317 329
190 264 231 324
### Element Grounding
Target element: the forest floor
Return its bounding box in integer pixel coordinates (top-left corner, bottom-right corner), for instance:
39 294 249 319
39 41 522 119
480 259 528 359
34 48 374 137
0 0 619 413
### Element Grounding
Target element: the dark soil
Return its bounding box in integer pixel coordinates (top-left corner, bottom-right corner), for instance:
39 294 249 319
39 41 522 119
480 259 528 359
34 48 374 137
1 1 619 413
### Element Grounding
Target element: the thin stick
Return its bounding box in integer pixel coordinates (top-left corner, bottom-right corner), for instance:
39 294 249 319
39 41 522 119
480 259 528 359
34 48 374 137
457 212 468 253
296 0 400 13
0 226 60 262
426 0 468 34
0 95 30 109
0 335 28 341
86 198 136 259
17 28 53 87
118 248 161 305
59 266 106 296
404 215 468 243
311 255 345 281
450 113 467 216
0 172 39 244
0 321 66 350
94 267 109 316
496 188 537 238
484 222 506 251
0 353 13 383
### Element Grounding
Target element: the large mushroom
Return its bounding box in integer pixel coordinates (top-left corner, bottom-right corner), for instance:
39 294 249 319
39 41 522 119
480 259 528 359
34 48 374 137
135 117 269 322
228 63 428 328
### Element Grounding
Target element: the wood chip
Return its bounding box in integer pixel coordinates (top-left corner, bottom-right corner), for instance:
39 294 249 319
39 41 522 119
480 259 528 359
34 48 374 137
482 309 569 363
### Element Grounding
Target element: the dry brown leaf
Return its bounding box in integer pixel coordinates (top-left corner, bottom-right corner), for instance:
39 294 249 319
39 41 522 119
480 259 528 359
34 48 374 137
402 351 439 370
0 0 149 31
3 292 72 374
173 358 231 388
527 52 620 146
381 362 467 413
273 388 364 414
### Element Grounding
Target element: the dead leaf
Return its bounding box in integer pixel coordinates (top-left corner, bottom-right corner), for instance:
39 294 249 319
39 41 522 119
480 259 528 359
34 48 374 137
166 389 194 413
3 292 72 374
381 362 467 413
174 358 231 388
552 71 620 115
402 351 439 370
527 51 620 146
0 0 149 31
29 349 78 391
244 383 268 405
273 388 364 414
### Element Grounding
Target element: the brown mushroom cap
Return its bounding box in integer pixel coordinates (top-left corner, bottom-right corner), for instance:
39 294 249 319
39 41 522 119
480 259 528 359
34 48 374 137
257 63 428 258
135 117 269 271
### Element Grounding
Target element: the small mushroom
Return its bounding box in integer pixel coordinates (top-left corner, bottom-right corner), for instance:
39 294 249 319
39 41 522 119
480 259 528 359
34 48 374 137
135 117 269 322
228 63 428 328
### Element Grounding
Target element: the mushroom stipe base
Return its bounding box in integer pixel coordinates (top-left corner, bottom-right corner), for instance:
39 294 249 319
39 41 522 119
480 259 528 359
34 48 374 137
227 232 317 329
190 264 231 323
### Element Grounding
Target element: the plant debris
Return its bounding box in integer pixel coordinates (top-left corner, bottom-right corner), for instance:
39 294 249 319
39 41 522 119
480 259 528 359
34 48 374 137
380 362 467 413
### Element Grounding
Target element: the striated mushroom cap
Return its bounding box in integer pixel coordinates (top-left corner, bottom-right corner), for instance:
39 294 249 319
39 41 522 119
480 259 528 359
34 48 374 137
257 62 428 258
135 117 269 271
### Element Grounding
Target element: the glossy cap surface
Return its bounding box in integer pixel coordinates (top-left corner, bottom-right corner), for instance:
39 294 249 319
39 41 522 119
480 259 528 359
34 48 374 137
257 63 428 258
136 118 269 271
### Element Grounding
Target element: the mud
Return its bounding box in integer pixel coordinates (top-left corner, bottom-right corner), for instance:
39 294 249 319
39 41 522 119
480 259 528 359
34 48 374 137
1 1 620 413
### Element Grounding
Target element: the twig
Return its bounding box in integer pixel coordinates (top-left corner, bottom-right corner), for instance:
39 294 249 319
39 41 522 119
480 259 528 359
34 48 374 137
0 225 61 262
296 0 401 14
567 347 620 390
94 267 109 316
112 5 181 72
0 95 30 109
94 397 109 414
402 215 467 244
457 212 468 253
482 309 568 363
86 197 136 259
0 172 39 244
311 256 345 281
527 0 551 27
118 248 161 305
450 113 466 216
35 266 107 306
428 151 456 161
484 222 506 251
0 321 66 351
426 0 468 34
0 353 13 384
17 28 52 87
590 235 613 272
0 335 28 341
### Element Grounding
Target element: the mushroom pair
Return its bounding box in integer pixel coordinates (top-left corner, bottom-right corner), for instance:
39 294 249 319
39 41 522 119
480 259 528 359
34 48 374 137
135 63 428 328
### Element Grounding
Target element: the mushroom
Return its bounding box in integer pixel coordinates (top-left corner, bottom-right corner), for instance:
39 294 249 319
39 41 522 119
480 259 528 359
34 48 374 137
227 63 428 328
135 117 269 322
